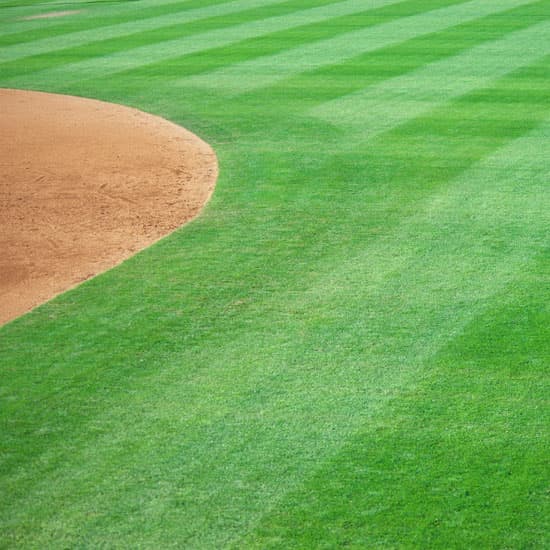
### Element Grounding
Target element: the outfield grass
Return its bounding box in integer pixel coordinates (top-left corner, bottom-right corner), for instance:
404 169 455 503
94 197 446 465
1 0 549 547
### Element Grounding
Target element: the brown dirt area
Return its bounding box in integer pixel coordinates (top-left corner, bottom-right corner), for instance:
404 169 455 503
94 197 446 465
0 89 218 325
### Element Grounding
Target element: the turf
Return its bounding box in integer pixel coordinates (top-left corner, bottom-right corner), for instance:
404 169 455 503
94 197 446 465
0 0 549 547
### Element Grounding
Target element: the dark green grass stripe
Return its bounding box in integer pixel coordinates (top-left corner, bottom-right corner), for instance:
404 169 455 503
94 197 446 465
1 57 548 483
175 0 539 94
0 0 65 8
238 250 549 548
307 21 550 149
0 0 231 46
0 2 547 546
0 0 346 78
0 0 299 61
237 0 550 114
3 94 546 547
71 1 547 143
102 0 468 82
223 109 550 546
12 0 512 87
191 56 550 297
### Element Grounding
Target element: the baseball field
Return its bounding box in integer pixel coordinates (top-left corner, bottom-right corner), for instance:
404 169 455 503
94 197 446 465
1 0 549 547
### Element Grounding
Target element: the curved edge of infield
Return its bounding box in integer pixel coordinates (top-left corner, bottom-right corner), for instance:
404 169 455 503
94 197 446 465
0 88 219 325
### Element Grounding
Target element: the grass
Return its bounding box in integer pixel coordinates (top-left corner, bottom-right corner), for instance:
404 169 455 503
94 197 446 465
0 0 549 547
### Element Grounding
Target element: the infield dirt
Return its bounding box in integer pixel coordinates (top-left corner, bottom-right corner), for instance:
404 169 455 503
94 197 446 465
0 89 218 325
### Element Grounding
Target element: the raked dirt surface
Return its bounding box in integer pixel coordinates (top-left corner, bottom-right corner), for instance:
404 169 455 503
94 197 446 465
0 89 217 325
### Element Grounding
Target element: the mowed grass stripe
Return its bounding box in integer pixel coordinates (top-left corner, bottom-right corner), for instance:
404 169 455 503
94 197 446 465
0 0 294 62
311 19 550 136
240 258 549 549
237 287 550 545
177 0 537 94
195 58 550 352
0 0 355 80
227 113 550 547
1 0 548 546
105 0 468 83
0 0 224 25
0 0 231 45
1 0 448 86
254 63 550 342
0 0 66 14
209 0 549 127
2 56 548 502
4 105 548 549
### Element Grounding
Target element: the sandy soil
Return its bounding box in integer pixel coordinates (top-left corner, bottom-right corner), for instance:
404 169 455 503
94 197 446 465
0 89 218 325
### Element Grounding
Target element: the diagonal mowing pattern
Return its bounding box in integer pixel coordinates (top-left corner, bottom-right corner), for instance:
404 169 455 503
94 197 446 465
176 0 537 93
311 20 550 135
3 98 548 548
76 0 468 84
0 0 346 80
230 111 550 549
0 0 294 62
0 0 548 546
0 0 232 42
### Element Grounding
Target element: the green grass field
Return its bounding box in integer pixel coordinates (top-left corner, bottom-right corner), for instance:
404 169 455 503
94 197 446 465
1 0 549 547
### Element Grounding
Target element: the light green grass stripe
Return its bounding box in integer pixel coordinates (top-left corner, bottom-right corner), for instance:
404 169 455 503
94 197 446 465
178 0 537 94
291 117 550 340
0 0 207 36
1 0 409 86
16 114 548 549
3 0 211 20
0 0 63 14
312 20 550 133
0 0 293 63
